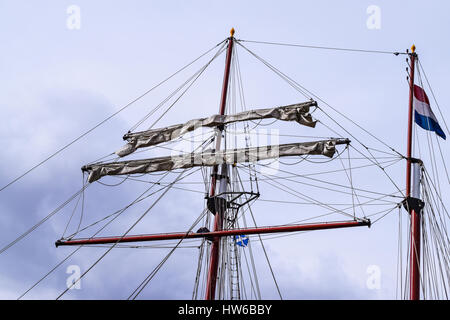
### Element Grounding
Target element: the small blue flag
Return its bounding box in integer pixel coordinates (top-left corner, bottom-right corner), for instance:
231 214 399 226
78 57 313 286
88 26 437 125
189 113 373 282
235 235 249 247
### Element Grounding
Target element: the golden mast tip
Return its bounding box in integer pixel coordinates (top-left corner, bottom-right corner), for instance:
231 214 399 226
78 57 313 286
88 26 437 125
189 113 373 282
411 44 416 53
230 28 235 37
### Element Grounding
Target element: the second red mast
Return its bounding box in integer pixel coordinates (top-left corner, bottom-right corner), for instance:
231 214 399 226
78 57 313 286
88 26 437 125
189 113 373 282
405 44 422 300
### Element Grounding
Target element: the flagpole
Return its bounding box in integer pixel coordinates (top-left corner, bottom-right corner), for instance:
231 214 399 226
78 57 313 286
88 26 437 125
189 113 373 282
406 45 416 197
405 44 421 300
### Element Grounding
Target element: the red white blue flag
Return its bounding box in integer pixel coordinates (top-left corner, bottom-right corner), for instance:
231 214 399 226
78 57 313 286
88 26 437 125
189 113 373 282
413 85 446 140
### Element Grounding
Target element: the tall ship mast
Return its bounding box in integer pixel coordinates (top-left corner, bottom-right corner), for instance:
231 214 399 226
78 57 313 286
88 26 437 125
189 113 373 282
3 29 449 300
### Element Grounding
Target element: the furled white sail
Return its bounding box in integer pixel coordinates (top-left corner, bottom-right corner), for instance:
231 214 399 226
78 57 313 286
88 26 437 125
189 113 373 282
85 139 349 183
115 101 317 157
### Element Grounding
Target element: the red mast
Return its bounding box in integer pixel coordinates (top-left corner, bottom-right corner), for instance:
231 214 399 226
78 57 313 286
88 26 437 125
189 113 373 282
205 28 235 300
53 30 379 299
406 45 416 199
405 44 421 300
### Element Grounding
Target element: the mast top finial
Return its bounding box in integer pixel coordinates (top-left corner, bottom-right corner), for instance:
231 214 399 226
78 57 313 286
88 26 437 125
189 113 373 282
230 28 235 37
411 44 416 53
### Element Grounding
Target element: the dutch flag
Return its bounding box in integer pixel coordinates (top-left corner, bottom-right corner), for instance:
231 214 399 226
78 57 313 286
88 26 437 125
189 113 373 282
413 85 446 140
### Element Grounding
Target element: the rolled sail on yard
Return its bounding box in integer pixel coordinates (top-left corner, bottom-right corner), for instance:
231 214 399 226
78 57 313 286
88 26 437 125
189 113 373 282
116 101 318 157
84 139 349 183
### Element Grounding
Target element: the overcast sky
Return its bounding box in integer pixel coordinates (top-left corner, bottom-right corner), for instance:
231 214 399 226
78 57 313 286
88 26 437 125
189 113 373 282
0 1 449 300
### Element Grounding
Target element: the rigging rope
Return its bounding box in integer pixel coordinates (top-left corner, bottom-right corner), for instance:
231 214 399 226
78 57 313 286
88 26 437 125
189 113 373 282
128 208 208 300
0 39 226 194
246 162 403 200
236 170 282 299
236 41 406 198
130 41 228 132
56 168 195 299
237 41 404 157
55 134 215 299
0 183 90 256
17 168 175 299
417 58 450 137
237 39 406 56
